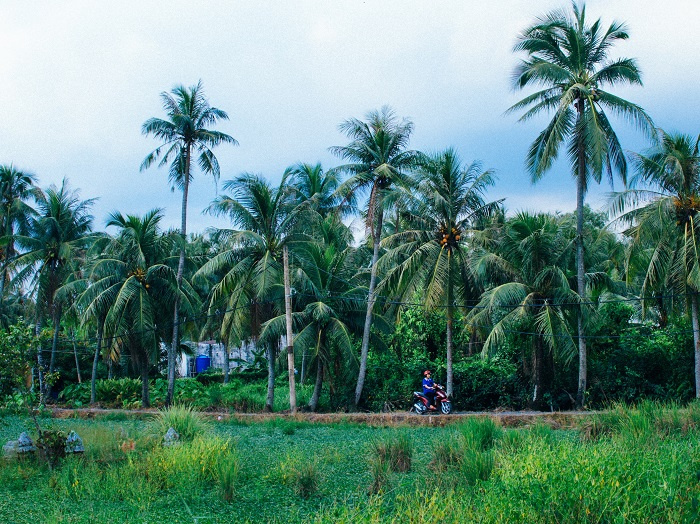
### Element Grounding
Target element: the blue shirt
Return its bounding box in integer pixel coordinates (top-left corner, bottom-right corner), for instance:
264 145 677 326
422 377 434 395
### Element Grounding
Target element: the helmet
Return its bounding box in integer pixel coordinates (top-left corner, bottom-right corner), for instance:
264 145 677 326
423 370 432 376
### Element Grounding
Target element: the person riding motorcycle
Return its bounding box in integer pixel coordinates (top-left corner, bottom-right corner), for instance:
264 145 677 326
422 370 437 411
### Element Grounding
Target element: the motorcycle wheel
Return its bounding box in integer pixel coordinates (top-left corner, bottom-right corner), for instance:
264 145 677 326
440 401 452 415
413 402 427 415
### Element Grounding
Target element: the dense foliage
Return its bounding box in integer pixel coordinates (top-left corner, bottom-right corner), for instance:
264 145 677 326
2 3 700 413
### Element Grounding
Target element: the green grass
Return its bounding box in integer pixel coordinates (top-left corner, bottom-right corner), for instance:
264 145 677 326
1 404 700 522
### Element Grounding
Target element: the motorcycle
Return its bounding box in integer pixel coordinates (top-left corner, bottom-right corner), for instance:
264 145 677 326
410 384 452 415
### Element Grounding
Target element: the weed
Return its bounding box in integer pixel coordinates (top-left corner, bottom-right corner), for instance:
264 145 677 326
36 428 67 468
529 421 555 444
293 461 320 499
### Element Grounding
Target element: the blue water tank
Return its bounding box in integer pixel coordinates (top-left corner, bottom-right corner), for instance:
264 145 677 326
195 355 211 374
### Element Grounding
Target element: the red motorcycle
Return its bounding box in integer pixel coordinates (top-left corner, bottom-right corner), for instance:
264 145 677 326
410 384 452 415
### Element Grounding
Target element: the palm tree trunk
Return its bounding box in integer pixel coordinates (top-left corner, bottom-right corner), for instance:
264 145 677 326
35 314 46 403
355 204 384 407
575 99 588 409
265 343 275 412
309 359 323 412
90 323 102 404
283 245 297 414
691 294 700 398
168 145 191 406
49 304 62 374
0 214 11 300
300 351 307 385
0 258 6 300
71 328 81 383
445 259 454 397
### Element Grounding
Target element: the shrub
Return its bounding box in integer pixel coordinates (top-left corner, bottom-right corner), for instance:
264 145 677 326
587 312 695 407
37 428 67 468
58 383 91 406
96 378 141 406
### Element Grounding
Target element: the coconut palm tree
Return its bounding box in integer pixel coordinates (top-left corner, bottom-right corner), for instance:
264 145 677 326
76 210 194 406
12 181 94 397
260 216 365 411
611 130 700 397
196 173 296 411
141 80 237 405
0 165 39 301
468 212 578 408
330 106 423 406
379 148 498 396
285 162 352 220
509 2 654 407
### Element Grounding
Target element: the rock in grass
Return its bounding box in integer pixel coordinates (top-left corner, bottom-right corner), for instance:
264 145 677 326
4 432 36 460
17 432 36 453
163 427 180 447
3 440 19 460
65 431 84 453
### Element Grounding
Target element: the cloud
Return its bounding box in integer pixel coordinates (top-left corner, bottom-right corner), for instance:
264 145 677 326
1 1 699 232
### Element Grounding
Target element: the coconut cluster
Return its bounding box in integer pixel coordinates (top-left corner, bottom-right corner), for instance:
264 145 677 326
437 225 461 247
673 195 700 226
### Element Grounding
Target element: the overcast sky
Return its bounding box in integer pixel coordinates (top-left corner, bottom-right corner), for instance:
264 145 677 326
1 0 699 235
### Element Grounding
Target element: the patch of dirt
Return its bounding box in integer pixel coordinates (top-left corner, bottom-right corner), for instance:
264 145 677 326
50 407 594 428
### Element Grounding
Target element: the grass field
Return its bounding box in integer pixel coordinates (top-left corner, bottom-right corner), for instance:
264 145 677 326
1 402 700 523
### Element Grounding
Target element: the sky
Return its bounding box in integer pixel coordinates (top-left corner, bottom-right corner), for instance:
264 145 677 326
1 0 699 235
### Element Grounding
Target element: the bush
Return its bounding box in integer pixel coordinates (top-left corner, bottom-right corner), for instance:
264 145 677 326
587 310 694 407
37 428 67 468
451 356 527 411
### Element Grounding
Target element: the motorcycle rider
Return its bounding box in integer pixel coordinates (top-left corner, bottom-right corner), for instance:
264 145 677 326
422 370 437 410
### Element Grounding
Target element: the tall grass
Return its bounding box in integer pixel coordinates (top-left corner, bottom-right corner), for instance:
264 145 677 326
153 404 210 442
458 417 502 451
581 400 700 443
277 452 321 499
429 421 497 485
370 432 413 473
318 412 700 522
